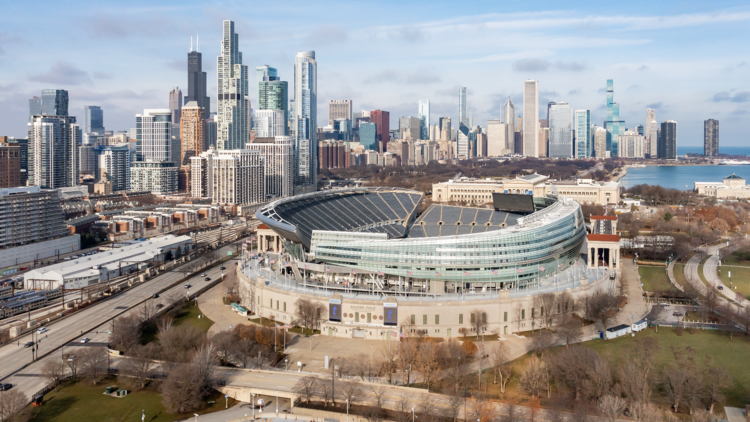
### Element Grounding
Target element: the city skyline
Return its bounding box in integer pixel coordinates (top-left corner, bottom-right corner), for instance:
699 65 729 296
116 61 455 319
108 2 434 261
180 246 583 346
0 1 748 147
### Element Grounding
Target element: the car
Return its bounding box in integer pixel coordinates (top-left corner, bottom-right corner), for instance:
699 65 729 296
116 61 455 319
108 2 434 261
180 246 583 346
152 293 159 299
659 302 669 307
155 304 164 309
220 267 226 270
66 355 76 362
80 337 90 343
717 286 724 290
204 277 211 281
201 273 206 277
24 342 34 348
0 383 12 391
184 283 191 289
675 312 684 317
36 327 48 334
64 257 71 261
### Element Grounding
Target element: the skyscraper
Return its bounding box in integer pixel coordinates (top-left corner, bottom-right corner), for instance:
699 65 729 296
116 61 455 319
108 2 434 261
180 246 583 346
370 110 389 153
704 119 719 157
548 102 572 158
648 120 658 158
457 122 470 159
399 116 420 141
458 87 469 126
135 109 176 163
257 66 289 136
28 116 80 188
0 138 21 188
292 51 317 188
254 110 286 138
359 122 377 151
503 98 515 155
186 38 211 119
217 20 249 151
83 105 105 134
169 87 183 128
523 80 539 157
418 100 430 140
593 126 607 158
574 110 591 158
328 100 352 127
41 89 69 116
645 108 656 156
605 80 625 156
98 144 130 191
487 120 507 157
179 102 205 191
658 121 677 160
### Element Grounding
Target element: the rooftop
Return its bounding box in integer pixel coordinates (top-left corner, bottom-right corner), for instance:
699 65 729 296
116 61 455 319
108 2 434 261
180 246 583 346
724 173 744 180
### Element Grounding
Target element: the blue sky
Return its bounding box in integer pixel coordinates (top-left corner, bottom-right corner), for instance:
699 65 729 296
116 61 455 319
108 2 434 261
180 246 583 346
1 0 749 146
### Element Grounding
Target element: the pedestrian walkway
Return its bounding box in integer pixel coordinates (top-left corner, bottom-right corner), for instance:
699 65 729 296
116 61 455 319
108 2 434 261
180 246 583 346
612 259 650 326
197 281 252 337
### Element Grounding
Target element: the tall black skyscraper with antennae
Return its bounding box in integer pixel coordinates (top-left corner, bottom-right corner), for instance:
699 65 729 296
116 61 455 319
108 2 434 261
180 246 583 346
186 36 210 119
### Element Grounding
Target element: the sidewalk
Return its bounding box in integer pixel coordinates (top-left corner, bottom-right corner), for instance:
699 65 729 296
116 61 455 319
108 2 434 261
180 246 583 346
612 259 650 325
197 281 252 337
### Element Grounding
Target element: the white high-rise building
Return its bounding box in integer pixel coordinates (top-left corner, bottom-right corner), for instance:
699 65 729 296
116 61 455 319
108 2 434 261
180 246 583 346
246 136 293 199
190 148 264 205
619 130 646 158
418 100 430 140
291 51 317 190
645 108 656 157
549 102 572 158
399 116 420 141
503 98 515 154
98 144 131 191
217 20 249 150
457 122 470 159
28 116 80 189
254 110 286 138
487 120 508 157
328 100 352 127
593 126 608 159
135 109 176 163
523 80 539 157
649 120 658 158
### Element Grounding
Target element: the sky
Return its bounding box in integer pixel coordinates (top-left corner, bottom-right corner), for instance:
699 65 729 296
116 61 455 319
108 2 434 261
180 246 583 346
1 0 749 147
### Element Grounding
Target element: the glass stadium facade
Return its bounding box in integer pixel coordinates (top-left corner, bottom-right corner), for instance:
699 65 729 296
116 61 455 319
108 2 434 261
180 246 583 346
257 188 586 289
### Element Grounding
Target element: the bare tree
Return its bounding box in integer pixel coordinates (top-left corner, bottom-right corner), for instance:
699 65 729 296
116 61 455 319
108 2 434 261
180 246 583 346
156 314 174 334
42 359 65 384
79 346 108 384
191 343 218 396
414 341 440 391
160 363 202 413
64 353 79 379
529 329 557 353
295 298 326 331
370 385 387 410
211 330 237 365
395 391 412 422
520 355 547 398
550 345 612 402
0 389 28 422
293 376 318 403
319 378 334 407
338 381 362 406
139 300 158 323
663 346 698 413
586 291 620 333
489 341 513 393
616 337 660 406
470 309 488 339
110 315 142 352
631 401 662 422
501 403 518 422
598 395 626 422
556 315 583 346
397 339 419 385
121 343 158 389
539 292 557 328
703 361 730 414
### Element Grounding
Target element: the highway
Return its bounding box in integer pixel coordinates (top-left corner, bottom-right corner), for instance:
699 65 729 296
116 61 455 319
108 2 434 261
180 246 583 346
0 243 242 399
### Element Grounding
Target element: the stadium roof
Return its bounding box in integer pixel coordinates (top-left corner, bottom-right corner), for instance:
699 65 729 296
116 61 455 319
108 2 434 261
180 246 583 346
408 205 521 238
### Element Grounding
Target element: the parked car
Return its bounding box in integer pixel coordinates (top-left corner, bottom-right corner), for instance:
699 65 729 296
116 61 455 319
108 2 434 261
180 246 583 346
717 286 724 290
80 337 90 343
0 384 12 391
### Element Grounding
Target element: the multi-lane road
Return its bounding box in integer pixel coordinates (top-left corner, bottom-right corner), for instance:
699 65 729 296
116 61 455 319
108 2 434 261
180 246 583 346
0 243 242 399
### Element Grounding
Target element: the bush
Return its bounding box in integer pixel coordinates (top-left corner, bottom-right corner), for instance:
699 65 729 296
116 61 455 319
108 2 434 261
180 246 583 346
461 339 477 357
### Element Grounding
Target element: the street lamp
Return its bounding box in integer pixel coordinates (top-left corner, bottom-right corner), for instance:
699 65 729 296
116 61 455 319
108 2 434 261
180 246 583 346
276 391 279 414
412 408 416 422
251 393 255 419
193 414 198 422
141 410 145 422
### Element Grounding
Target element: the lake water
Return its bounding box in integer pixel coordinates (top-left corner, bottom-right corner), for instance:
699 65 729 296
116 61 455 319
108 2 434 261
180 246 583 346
677 146 750 156
620 165 750 190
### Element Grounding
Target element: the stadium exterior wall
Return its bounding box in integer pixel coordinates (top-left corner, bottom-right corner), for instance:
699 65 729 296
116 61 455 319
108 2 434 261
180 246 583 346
237 267 610 340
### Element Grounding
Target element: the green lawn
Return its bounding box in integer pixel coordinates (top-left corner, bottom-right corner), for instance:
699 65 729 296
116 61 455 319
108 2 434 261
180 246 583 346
249 317 284 328
27 377 235 422
639 266 675 294
722 252 750 268
173 302 214 333
585 328 750 408
717 266 750 300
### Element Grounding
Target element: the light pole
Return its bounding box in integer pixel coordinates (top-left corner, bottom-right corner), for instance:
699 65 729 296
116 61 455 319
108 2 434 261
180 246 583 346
251 393 255 419
141 410 145 422
346 399 349 422
275 391 279 414
412 408 416 422
193 414 198 422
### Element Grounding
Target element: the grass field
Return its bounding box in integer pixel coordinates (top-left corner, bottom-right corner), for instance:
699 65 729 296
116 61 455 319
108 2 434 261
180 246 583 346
717 266 750 300
27 377 235 422
482 328 750 412
173 302 214 333
722 251 750 267
639 266 675 294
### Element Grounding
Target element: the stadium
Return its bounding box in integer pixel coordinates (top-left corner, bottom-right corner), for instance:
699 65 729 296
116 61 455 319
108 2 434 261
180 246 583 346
239 187 617 339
